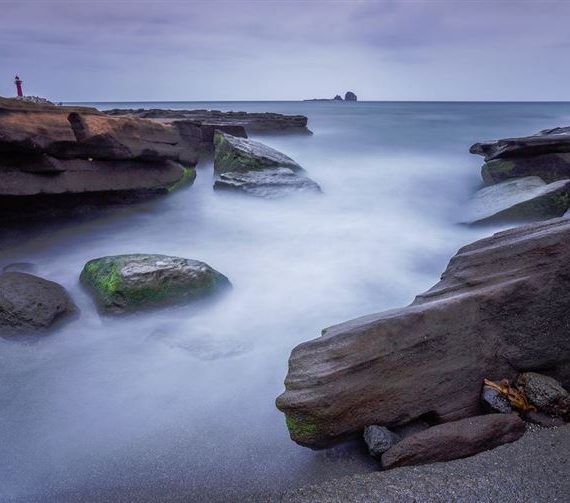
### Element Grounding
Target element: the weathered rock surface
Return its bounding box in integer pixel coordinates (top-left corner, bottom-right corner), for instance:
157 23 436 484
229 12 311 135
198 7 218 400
381 414 525 469
0 97 200 213
276 217 570 448
523 410 567 427
481 386 512 414
213 132 321 197
0 272 75 335
344 91 358 101
80 254 230 313
462 176 570 224
517 372 570 419
471 127 570 184
104 108 311 134
363 426 400 458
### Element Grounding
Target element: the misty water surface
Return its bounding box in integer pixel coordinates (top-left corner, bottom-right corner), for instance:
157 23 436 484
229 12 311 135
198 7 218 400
2 101 570 501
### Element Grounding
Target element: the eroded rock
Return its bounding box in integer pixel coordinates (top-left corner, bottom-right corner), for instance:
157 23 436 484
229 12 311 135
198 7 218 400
80 254 230 313
276 217 570 448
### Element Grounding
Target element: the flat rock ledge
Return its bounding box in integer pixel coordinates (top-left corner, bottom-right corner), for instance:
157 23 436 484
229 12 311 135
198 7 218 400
213 131 321 197
470 126 570 184
276 217 570 448
80 254 230 313
0 272 75 335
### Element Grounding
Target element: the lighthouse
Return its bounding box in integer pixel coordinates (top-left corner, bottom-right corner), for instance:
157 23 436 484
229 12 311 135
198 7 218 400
14 75 23 97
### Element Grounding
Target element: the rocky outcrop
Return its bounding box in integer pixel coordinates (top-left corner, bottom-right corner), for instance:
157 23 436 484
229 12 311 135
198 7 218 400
276 217 570 448
0 97 201 215
0 272 75 335
471 127 570 184
344 91 357 101
463 176 570 224
213 132 321 197
80 254 230 313
380 414 525 469
104 108 311 135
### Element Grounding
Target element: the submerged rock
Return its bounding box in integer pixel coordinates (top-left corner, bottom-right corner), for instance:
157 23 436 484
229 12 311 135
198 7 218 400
463 176 570 224
363 426 400 458
381 414 525 469
276 217 570 448
213 132 321 197
80 254 230 313
0 272 75 335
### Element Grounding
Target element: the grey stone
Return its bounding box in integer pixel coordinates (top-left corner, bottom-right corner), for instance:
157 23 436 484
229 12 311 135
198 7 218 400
80 254 230 313
0 272 75 335
381 414 525 469
481 386 512 414
363 425 400 458
517 372 570 419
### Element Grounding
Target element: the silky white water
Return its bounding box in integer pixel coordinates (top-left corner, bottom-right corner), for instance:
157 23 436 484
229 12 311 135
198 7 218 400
2 101 569 501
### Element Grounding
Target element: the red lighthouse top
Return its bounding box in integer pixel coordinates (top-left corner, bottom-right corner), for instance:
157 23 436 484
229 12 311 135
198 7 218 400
14 75 23 97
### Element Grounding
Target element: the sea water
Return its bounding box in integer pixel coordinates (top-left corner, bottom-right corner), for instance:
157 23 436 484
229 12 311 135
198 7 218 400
2 101 570 501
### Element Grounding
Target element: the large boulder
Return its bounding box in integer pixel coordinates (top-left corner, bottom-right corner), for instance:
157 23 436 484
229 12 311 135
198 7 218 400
471 127 570 184
0 272 75 335
213 132 321 197
381 414 525 469
276 217 570 448
80 254 230 313
344 91 358 101
463 176 570 224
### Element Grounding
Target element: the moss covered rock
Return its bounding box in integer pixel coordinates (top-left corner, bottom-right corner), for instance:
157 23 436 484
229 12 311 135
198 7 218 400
213 131 321 197
80 254 230 313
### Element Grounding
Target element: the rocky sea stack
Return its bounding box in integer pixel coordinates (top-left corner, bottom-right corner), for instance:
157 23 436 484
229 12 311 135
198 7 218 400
80 254 230 313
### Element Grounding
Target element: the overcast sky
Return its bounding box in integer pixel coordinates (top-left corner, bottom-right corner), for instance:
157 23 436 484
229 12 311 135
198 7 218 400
1 0 569 102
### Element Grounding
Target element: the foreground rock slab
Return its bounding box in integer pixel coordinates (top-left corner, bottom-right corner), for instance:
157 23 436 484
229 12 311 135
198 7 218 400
381 414 524 469
0 272 75 335
213 132 321 197
276 217 570 447
463 176 570 224
80 254 230 313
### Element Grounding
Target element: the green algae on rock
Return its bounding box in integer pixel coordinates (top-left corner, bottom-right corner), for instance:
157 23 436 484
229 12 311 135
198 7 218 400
80 254 230 313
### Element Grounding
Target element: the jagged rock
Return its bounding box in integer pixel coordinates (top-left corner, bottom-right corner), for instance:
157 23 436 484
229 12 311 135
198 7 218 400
517 372 570 419
213 132 321 197
462 176 570 224
80 254 230 313
344 91 357 101
481 386 512 414
0 272 75 335
0 97 199 214
471 127 570 184
363 426 400 458
104 108 311 134
276 217 570 448
333 95 343 101
381 415 525 469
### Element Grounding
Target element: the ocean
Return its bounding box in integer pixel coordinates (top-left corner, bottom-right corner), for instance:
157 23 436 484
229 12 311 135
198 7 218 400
2 101 570 501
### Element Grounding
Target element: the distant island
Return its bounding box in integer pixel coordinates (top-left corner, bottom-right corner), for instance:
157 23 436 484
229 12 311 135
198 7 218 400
304 91 357 102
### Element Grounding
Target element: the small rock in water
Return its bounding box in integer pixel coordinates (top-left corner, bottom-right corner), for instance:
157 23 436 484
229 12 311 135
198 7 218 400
517 372 570 419
2 262 38 273
381 414 525 469
80 254 230 313
0 272 75 335
481 385 513 414
363 425 400 458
